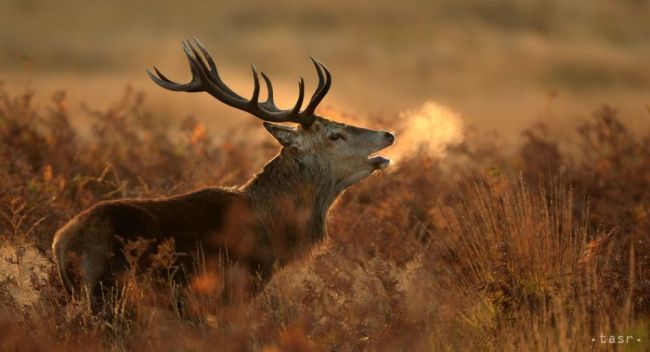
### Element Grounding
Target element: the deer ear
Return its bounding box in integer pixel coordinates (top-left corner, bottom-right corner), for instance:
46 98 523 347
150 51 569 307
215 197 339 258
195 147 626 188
263 122 301 149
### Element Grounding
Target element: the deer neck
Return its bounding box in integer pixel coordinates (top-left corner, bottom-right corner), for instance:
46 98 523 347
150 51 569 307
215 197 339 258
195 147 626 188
243 152 339 243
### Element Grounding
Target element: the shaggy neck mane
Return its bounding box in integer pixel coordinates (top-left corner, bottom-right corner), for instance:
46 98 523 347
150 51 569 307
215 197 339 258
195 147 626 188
243 151 340 246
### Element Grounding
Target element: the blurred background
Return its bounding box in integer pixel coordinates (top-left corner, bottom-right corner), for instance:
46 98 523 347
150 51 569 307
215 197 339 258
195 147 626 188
2 0 650 138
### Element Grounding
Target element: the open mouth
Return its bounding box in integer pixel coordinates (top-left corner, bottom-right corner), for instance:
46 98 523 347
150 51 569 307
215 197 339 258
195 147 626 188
368 155 391 170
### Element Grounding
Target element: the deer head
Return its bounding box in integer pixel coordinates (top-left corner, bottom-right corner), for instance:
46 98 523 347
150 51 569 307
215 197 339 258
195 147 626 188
147 39 394 189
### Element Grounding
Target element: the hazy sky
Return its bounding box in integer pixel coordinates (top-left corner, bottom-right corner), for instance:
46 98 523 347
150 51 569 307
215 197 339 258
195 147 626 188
2 0 649 137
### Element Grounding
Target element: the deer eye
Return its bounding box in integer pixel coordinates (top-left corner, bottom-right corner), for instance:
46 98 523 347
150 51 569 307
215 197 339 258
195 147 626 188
328 133 345 142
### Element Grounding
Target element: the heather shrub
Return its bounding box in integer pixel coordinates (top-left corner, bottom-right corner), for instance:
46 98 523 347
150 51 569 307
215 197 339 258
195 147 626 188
1 86 648 351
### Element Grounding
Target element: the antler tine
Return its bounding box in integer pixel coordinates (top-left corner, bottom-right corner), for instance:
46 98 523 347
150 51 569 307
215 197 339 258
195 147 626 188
181 40 214 87
249 64 261 105
152 67 173 83
146 67 177 89
145 40 204 92
291 77 305 115
192 38 219 76
319 61 332 97
260 72 282 112
308 57 325 102
146 63 200 92
181 40 248 107
191 38 244 99
185 40 210 76
303 59 331 116
147 39 330 127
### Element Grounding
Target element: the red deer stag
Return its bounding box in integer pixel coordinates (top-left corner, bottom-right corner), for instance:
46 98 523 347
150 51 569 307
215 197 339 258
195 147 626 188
52 39 394 306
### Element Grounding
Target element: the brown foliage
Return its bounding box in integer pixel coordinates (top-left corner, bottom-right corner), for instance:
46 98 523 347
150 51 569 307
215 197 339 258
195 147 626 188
0 86 649 351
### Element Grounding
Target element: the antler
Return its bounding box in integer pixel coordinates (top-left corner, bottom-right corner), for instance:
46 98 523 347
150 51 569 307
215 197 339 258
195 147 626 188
147 38 331 127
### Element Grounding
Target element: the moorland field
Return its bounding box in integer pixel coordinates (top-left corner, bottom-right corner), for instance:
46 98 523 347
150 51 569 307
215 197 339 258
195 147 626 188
1 0 649 350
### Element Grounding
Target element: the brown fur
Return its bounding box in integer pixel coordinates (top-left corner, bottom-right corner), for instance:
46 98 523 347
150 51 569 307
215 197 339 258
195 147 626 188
52 117 394 304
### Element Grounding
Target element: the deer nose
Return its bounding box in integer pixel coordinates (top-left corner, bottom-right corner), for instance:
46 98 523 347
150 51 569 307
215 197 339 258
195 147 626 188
383 132 395 144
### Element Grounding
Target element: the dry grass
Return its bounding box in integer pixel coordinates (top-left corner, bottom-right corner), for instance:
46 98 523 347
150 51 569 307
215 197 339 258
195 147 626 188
1 80 649 351
3 3 650 350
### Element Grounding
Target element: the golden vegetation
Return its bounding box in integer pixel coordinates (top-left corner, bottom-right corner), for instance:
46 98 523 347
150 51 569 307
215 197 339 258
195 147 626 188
1 1 650 349
0 84 648 351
